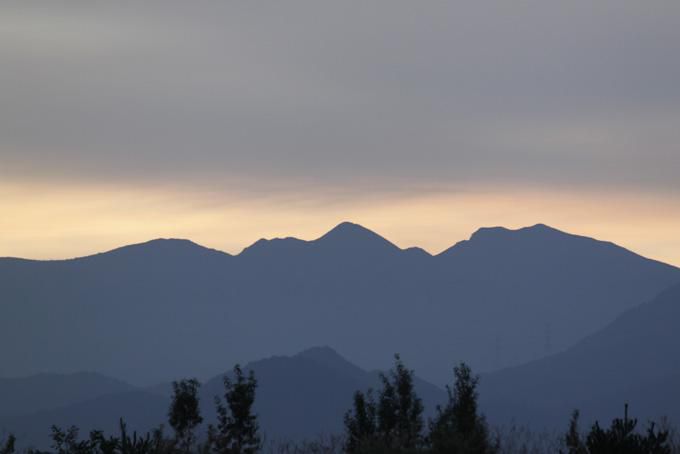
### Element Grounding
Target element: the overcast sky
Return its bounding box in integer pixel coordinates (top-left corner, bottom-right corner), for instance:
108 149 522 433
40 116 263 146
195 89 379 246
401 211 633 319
1 1 679 263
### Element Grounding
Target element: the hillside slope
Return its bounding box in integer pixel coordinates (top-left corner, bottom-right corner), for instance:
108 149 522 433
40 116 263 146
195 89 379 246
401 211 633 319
1 347 446 450
1 223 677 385
480 282 680 428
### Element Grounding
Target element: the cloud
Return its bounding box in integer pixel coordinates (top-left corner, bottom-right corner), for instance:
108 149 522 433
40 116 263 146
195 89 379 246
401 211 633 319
0 1 679 194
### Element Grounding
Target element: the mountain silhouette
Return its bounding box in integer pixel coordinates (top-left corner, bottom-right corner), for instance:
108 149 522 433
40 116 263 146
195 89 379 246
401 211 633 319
294 345 369 382
239 221 402 262
90 238 231 261
1 390 167 451
201 346 445 441
480 281 680 428
313 221 402 254
1 347 446 450
0 372 134 419
0 222 678 385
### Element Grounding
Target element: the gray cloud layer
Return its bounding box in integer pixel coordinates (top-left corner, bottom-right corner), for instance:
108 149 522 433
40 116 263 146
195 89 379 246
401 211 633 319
1 1 679 193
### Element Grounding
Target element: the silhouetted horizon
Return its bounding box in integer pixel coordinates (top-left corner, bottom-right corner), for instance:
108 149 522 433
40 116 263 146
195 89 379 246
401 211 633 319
2 221 678 386
2 222 677 269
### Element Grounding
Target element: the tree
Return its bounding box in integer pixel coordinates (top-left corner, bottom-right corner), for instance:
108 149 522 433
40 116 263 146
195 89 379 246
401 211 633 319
51 426 95 454
562 404 671 454
49 419 172 454
382 355 424 450
344 390 378 453
564 410 587 454
344 354 424 453
428 362 496 454
0 435 15 454
115 418 170 454
169 378 203 453
209 365 260 454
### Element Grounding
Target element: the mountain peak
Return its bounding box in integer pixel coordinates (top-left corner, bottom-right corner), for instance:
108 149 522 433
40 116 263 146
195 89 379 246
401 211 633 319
519 223 564 235
527 222 552 230
139 238 201 248
438 223 578 258
469 226 511 240
315 222 399 251
295 345 344 361
92 238 231 261
320 221 376 238
468 223 566 242
239 222 400 258
239 236 308 257
294 346 367 378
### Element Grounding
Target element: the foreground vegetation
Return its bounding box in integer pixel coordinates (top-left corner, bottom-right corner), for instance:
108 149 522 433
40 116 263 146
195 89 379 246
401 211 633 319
1 357 676 453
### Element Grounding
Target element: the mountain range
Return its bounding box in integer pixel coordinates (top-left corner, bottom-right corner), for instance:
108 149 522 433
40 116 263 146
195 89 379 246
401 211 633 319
480 281 680 429
4 277 680 450
1 222 678 386
0 347 446 450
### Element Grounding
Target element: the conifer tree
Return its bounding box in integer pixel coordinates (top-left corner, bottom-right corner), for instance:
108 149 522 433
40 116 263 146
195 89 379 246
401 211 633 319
209 365 260 454
564 410 587 454
562 405 671 454
344 390 378 453
51 425 94 454
385 355 424 450
169 378 203 453
50 419 173 454
344 354 424 453
0 435 15 454
428 362 496 454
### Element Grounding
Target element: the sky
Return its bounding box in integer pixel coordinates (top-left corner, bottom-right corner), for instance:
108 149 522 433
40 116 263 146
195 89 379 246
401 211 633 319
1 1 679 265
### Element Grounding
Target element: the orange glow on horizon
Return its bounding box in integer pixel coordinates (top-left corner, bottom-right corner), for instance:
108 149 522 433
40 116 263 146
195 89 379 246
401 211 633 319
1 181 679 267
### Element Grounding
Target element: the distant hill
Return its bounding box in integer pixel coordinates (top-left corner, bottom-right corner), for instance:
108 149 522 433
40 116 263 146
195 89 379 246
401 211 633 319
1 222 678 385
202 346 446 440
1 347 446 450
0 372 133 419
480 282 680 428
1 390 168 452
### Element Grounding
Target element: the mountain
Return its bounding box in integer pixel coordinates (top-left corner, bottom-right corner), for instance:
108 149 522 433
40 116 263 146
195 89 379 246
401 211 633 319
0 372 159 450
1 347 446 450
0 372 134 419
202 346 446 440
0 239 238 385
480 282 680 428
1 222 678 385
1 390 168 451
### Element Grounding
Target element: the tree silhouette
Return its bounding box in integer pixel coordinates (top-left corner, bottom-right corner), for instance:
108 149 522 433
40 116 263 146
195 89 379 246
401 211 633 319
563 404 671 454
169 378 203 453
564 410 587 454
382 355 424 450
209 365 260 454
428 362 496 454
0 435 15 454
344 354 424 453
49 419 172 454
51 425 95 454
344 390 378 453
